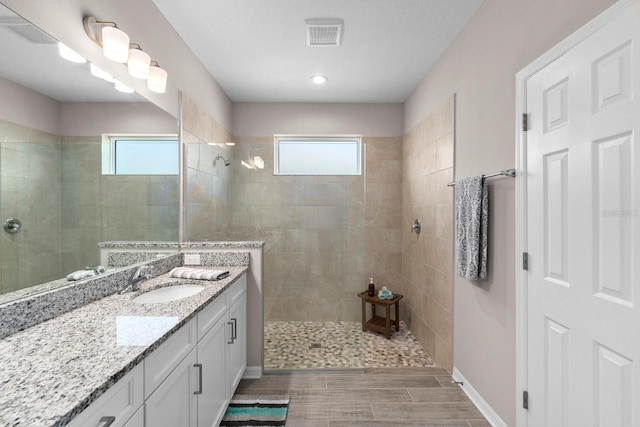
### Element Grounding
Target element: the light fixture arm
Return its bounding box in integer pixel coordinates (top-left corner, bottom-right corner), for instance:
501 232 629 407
83 16 118 47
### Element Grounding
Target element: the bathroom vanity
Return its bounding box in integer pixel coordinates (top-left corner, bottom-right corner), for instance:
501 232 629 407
0 265 248 427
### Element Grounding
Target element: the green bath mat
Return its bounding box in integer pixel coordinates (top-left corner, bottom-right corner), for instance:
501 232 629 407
220 397 289 426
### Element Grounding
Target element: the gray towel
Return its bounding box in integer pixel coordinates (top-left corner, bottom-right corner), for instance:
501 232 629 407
455 176 488 280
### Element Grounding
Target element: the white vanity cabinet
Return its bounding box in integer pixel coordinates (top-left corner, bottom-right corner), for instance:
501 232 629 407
68 273 247 427
196 274 247 427
144 273 247 427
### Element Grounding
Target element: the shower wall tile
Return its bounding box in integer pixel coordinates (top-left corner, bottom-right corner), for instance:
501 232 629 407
229 136 401 323
363 137 402 319
182 95 234 241
365 204 402 229
0 124 64 293
401 95 455 371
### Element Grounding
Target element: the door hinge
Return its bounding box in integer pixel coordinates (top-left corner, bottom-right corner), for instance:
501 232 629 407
522 252 529 270
522 113 529 131
523 390 529 410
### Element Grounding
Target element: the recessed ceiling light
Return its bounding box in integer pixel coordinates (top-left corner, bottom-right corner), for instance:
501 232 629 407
311 75 328 85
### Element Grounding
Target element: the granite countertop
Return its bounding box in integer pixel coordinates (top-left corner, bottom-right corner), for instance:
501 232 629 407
97 241 180 249
0 266 248 427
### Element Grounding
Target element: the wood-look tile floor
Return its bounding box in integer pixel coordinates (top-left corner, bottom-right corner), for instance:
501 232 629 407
235 367 490 426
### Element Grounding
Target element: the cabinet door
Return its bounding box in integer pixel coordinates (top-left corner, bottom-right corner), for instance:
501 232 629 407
146 348 197 427
67 364 143 427
227 292 246 394
145 318 197 399
197 316 228 427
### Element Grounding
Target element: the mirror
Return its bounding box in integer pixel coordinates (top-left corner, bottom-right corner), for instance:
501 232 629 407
0 4 179 300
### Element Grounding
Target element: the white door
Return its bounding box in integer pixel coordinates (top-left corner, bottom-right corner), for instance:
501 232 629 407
526 3 640 426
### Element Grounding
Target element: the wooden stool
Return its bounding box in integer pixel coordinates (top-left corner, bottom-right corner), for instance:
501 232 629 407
357 291 404 339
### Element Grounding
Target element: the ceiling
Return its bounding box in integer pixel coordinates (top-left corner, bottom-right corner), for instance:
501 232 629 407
0 4 144 102
152 0 484 103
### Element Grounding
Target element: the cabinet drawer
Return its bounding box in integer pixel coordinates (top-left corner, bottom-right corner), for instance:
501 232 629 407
226 274 247 306
197 293 227 341
145 318 196 399
68 364 143 427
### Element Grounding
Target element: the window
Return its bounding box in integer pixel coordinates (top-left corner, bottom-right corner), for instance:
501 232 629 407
274 135 362 175
102 135 179 175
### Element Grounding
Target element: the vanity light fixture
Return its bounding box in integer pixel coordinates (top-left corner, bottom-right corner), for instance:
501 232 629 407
57 42 86 63
225 142 236 146
102 25 130 63
311 74 328 85
128 45 151 79
147 61 168 93
83 15 168 93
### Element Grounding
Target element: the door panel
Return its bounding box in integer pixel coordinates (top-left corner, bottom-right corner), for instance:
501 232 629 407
526 4 639 426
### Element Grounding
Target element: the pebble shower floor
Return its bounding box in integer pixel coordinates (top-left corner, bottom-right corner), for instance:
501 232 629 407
264 321 434 370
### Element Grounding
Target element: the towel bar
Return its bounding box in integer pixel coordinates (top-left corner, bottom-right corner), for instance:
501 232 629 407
447 168 516 187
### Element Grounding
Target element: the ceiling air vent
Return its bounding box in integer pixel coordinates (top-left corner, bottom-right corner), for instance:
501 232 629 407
305 19 343 47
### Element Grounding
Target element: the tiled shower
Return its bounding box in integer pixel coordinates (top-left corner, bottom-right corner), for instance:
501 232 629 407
0 119 178 294
185 94 455 370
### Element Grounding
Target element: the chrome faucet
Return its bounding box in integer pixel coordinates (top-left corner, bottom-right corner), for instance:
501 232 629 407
119 265 153 294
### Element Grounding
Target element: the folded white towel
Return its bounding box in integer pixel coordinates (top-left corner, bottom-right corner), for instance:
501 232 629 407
66 270 96 281
170 267 230 281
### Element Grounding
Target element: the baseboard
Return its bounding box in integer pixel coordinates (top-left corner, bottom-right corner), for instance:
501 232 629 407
452 367 508 427
243 366 262 379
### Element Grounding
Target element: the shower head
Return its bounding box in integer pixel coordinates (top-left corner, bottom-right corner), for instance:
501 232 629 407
215 154 231 167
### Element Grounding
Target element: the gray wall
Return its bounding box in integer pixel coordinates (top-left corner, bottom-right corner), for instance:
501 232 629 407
232 103 404 137
403 0 617 424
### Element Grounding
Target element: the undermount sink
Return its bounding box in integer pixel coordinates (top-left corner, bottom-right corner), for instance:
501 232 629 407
133 284 205 304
